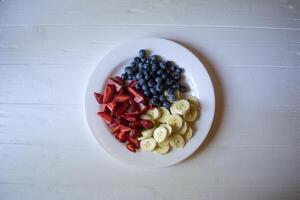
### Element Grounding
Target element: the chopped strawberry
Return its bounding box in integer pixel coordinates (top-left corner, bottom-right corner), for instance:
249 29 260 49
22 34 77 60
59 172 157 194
139 119 154 129
128 87 145 103
123 113 137 122
120 125 131 133
119 117 128 126
113 76 125 85
103 84 116 103
116 132 126 143
97 112 113 124
126 143 136 153
128 102 140 112
127 137 140 148
115 95 130 103
106 101 118 113
128 80 137 88
138 103 148 114
108 78 123 92
94 92 104 104
102 105 111 113
111 124 120 134
115 104 128 116
129 121 139 129
118 87 127 95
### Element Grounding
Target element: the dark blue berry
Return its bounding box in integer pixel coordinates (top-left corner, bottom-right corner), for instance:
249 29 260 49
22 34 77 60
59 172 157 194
125 66 132 73
130 62 136 67
159 95 165 102
176 68 183 74
173 83 180 90
167 88 174 95
165 79 173 86
139 49 146 58
157 69 164 75
161 73 168 80
144 74 151 80
155 77 162 83
121 73 128 80
174 75 180 81
168 94 176 102
180 85 188 92
142 85 148 91
138 79 145 85
135 83 142 90
144 90 151 97
150 55 158 62
165 61 173 68
150 87 157 95
159 62 166 69
155 84 163 92
143 63 150 70
171 65 176 72
163 101 171 108
134 57 141 63
153 95 159 99
152 64 159 71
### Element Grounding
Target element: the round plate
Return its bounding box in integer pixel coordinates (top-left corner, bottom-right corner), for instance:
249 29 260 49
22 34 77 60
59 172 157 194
84 37 215 168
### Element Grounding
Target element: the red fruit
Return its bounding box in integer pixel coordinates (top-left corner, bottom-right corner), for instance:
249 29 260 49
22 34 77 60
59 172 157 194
120 125 131 133
108 78 123 92
97 112 113 124
102 105 111 113
128 80 137 88
103 84 116 103
116 132 126 143
139 119 154 129
126 143 136 153
118 87 127 95
148 104 155 110
114 76 125 85
129 121 139 129
127 136 140 148
111 124 120 134
115 95 130 103
138 103 148 113
128 102 140 112
94 92 103 104
123 115 137 122
106 101 118 113
128 87 145 103
115 104 128 116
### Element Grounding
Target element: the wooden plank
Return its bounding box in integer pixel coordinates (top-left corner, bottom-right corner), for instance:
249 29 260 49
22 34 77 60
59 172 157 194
0 65 299 106
0 0 299 28
0 26 299 66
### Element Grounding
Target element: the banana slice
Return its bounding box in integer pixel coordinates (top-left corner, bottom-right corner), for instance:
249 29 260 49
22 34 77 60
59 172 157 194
153 127 168 143
170 134 185 149
185 127 193 141
170 99 190 115
140 138 157 151
154 145 170 155
177 121 187 135
175 90 181 99
183 102 198 122
157 138 170 147
159 124 172 136
140 114 155 124
146 108 161 120
167 114 183 132
187 95 199 105
158 107 171 123
141 127 155 138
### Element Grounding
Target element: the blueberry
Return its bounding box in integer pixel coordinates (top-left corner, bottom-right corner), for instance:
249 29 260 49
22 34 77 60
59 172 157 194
138 79 145 85
152 64 159 72
155 84 163 92
159 62 166 69
167 88 174 95
155 77 162 83
134 57 141 63
148 79 155 87
161 73 168 80
163 101 171 108
144 74 151 80
142 85 149 91
159 95 165 102
150 55 158 61
157 69 164 75
149 98 156 105
174 75 180 81
142 63 149 70
145 58 150 64
168 94 176 102
135 83 142 90
140 57 146 63
176 68 183 74
173 83 180 90
171 65 176 72
180 85 188 92
127 75 133 80
125 66 132 73
130 62 136 67
150 87 157 95
121 73 128 80
139 49 146 58
165 61 173 68
144 90 151 97
153 95 159 100
165 79 173 86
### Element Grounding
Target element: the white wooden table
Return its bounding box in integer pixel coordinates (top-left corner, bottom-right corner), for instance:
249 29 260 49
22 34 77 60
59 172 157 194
0 0 299 199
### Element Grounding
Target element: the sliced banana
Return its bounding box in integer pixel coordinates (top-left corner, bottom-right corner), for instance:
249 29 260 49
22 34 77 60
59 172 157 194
141 127 155 138
140 114 155 124
158 107 171 123
170 99 190 115
170 134 185 149
185 127 193 141
175 90 181 99
183 102 198 122
177 121 187 135
140 138 157 151
157 138 170 147
187 95 199 105
154 145 170 155
167 114 183 132
153 127 168 143
146 108 161 120
159 124 172 136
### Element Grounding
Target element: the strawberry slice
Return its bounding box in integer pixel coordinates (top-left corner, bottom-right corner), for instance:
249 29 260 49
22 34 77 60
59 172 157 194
111 124 120 134
138 103 148 114
128 101 140 113
127 137 140 148
115 104 128 116
118 87 127 96
114 95 130 103
129 121 139 129
94 92 103 104
97 112 113 124
120 125 131 133
128 80 137 88
108 78 123 92
102 105 111 114
126 143 136 153
128 87 145 103
116 132 126 143
106 101 118 113
103 84 116 103
139 119 154 129
123 113 137 122
113 76 125 85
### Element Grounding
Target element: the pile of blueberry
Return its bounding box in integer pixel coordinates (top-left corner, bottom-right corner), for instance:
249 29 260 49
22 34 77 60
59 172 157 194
121 49 188 108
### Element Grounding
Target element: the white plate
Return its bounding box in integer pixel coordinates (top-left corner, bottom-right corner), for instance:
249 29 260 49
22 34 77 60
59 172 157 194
84 37 215 168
